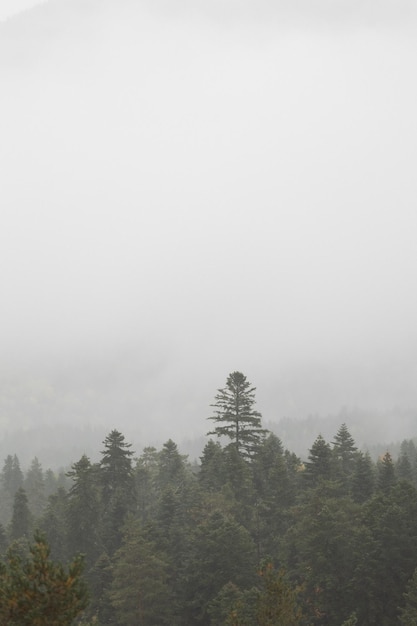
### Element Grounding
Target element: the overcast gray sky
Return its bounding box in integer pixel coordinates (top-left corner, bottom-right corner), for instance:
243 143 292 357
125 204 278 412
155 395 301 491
1 0 417 443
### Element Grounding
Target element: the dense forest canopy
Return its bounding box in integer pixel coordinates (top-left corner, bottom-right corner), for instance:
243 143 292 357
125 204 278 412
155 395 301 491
0 373 417 624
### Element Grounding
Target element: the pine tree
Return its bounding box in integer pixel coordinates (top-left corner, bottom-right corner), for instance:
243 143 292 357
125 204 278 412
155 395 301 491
199 439 227 493
332 423 357 492
24 457 46 520
303 435 333 487
351 451 375 503
399 566 417 625
66 455 101 568
377 451 396 493
39 488 68 564
110 517 172 625
0 532 88 625
99 430 136 554
1 455 23 497
183 510 257 624
9 488 32 542
208 372 266 457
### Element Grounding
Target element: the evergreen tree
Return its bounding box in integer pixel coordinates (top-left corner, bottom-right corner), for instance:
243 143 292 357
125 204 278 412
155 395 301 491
303 435 333 487
99 430 136 554
399 566 417 625
0 525 7 557
199 439 227 493
110 516 172 625
0 532 88 625
66 455 101 569
285 492 362 624
135 447 160 523
39 488 68 564
332 423 357 493
184 510 257 624
44 469 58 498
396 449 414 483
0 455 24 528
351 451 375 503
208 372 266 457
377 451 396 492
255 563 303 626
9 488 32 542
157 439 188 488
252 433 294 558
1 455 23 497
88 552 114 625
24 457 46 520
354 481 417 625
222 444 256 529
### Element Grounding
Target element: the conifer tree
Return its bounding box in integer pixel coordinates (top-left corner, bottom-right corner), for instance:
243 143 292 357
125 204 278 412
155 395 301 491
110 517 172 625
351 451 375 503
303 434 332 487
208 372 266 457
0 532 88 625
1 455 23 497
99 430 135 554
399 566 417 625
66 455 101 568
332 423 357 490
24 457 46 519
377 451 396 492
9 488 32 542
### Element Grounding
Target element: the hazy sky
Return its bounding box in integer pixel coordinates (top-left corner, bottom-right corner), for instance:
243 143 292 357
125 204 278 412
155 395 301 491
0 0 43 21
1 0 417 442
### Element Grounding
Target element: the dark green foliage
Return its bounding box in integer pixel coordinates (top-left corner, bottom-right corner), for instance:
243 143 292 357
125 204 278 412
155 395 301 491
252 434 295 557
184 510 258 625
24 457 46 519
207 582 247 626
0 532 88 625
44 469 58 498
111 517 172 625
1 454 23 497
354 481 417 624
351 451 375 503
0 455 24 528
39 487 68 563
134 447 160 523
100 430 135 501
9 487 32 542
100 430 136 554
66 455 101 569
157 439 188 488
396 442 416 484
199 439 227 492
377 451 396 492
0 525 7 557
331 423 357 494
208 372 266 457
88 552 115 625
1 415 416 626
255 563 304 626
303 434 333 487
399 567 417 625
218 564 303 626
285 491 363 624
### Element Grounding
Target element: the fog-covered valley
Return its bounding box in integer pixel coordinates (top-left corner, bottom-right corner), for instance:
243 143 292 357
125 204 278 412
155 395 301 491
1 0 417 469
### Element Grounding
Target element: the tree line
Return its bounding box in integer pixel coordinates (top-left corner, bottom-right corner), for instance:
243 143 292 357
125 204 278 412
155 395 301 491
0 371 417 624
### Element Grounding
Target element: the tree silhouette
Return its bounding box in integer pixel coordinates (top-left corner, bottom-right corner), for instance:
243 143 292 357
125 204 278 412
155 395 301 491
208 372 266 457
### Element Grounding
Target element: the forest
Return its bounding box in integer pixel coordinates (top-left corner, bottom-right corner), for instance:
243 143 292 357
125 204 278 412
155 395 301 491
0 371 417 625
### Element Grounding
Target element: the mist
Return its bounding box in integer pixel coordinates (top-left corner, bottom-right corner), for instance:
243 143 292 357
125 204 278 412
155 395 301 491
1 0 417 464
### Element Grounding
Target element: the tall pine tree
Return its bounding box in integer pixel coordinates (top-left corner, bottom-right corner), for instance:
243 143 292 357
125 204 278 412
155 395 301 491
208 372 266 457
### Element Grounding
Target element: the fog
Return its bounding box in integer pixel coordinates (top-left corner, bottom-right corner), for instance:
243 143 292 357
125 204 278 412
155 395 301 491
1 0 417 463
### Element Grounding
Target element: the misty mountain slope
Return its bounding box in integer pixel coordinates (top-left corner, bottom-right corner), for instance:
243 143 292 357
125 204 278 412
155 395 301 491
1 0 417 447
